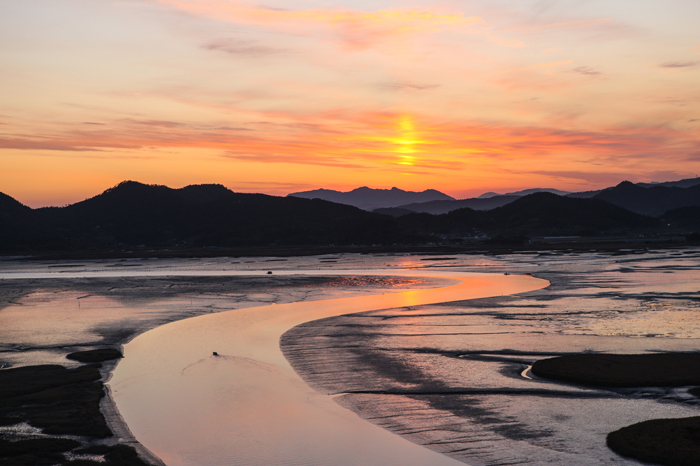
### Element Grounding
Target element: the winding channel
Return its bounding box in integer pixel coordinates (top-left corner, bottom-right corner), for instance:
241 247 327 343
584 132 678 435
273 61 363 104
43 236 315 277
109 270 547 466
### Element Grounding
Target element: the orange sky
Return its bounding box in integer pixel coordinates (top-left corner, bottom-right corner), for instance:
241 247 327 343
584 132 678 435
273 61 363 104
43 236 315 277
1 0 699 207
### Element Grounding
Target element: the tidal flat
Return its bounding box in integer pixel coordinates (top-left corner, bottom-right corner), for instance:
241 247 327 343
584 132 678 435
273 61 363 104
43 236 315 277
1 250 700 465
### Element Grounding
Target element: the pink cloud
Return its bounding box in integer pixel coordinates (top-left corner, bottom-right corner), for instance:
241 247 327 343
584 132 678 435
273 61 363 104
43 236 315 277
157 0 485 48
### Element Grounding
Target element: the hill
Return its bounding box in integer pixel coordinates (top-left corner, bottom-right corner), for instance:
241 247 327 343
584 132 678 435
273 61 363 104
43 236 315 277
382 195 521 216
477 188 571 199
593 181 700 217
2 182 412 253
287 187 454 210
0 183 677 255
398 192 659 237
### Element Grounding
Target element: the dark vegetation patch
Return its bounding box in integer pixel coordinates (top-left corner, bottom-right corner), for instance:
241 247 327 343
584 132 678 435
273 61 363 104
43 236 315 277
531 353 700 387
533 353 700 464
68 444 148 466
0 363 152 465
0 364 111 438
0 438 80 465
607 416 700 466
66 349 123 363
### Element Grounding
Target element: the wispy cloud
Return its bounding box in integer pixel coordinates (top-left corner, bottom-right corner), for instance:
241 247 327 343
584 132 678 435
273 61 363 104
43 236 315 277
572 66 601 76
202 39 286 56
380 82 441 91
506 18 612 34
526 169 692 186
498 60 573 74
659 61 699 68
4 112 691 171
157 0 485 49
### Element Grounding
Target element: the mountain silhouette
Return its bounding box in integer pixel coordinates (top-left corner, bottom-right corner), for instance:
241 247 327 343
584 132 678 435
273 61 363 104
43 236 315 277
398 192 658 236
2 181 411 253
478 188 571 199
0 182 685 255
288 187 454 210
381 195 521 216
593 181 700 216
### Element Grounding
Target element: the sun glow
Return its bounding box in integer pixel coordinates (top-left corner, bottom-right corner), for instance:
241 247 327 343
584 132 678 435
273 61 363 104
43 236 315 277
390 115 428 165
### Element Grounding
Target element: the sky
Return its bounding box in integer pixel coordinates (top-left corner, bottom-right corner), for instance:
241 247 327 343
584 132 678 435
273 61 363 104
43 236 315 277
1 0 699 207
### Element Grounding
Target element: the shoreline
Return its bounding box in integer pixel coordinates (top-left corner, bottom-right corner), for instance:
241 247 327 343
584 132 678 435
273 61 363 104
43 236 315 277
5 238 695 262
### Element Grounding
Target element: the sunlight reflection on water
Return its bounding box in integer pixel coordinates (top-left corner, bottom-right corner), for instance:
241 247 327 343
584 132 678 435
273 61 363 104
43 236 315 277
110 270 543 466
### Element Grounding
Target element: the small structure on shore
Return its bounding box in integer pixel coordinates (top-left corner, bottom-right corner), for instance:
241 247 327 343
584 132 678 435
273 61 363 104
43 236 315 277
213 352 218 356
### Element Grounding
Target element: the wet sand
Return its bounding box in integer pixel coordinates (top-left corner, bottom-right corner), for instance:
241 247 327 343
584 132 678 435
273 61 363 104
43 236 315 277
281 249 700 465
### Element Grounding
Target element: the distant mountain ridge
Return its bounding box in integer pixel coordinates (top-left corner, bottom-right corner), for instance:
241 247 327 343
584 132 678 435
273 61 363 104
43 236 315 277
592 181 700 216
478 188 571 199
375 195 521 216
287 187 454 210
313 177 700 216
397 192 659 237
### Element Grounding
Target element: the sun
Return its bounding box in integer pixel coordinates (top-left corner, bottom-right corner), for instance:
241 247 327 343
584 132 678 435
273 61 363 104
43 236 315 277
389 115 424 165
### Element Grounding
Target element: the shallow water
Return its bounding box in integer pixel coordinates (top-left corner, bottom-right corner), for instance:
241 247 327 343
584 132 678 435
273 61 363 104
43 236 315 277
282 249 700 465
3 249 700 465
110 270 543 466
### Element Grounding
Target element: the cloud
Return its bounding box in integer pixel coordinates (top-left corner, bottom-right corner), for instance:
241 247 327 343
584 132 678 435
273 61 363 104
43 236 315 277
524 170 634 186
572 66 601 76
659 61 698 68
2 111 695 176
506 18 612 34
157 0 485 49
0 137 137 152
120 118 187 128
498 60 573 74
202 39 285 56
380 82 440 91
221 152 366 169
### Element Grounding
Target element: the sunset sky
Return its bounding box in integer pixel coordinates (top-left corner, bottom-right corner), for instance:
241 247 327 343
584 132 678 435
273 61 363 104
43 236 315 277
2 0 699 207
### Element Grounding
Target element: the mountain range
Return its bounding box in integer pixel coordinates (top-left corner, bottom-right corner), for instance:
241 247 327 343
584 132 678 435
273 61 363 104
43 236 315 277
2 178 700 254
289 178 700 217
288 187 454 211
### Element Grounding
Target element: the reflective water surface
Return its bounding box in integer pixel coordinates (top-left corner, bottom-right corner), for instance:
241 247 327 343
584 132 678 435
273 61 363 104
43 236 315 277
110 270 543 466
3 250 700 465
